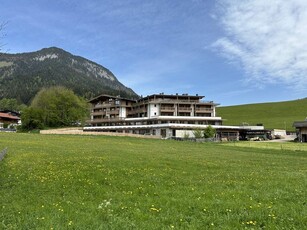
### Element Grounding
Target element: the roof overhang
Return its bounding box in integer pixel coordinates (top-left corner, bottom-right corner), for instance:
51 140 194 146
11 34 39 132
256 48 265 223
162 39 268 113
83 123 264 131
293 121 307 128
124 116 223 122
88 94 136 103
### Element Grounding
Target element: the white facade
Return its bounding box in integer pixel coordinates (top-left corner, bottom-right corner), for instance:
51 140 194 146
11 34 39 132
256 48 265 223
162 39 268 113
148 103 160 118
119 107 126 118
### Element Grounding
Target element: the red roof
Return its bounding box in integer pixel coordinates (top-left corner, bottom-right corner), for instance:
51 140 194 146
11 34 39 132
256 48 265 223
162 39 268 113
0 112 20 120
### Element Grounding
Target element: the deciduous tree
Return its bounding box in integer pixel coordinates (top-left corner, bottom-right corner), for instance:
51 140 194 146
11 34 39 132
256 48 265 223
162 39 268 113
21 86 89 130
20 107 44 131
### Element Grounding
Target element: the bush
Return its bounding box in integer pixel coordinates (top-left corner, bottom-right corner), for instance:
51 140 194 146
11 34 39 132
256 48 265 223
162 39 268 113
204 125 216 138
20 107 45 131
193 129 203 138
183 132 190 139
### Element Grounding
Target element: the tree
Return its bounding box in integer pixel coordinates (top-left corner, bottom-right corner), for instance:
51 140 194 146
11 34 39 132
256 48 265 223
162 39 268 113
22 86 89 129
203 125 216 138
20 107 44 131
0 98 26 111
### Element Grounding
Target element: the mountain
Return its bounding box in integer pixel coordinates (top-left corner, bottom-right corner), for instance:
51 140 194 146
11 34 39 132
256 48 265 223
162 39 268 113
216 99 307 131
0 47 138 104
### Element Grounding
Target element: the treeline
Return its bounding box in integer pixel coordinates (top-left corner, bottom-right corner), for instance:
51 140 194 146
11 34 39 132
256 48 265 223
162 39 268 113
0 98 26 112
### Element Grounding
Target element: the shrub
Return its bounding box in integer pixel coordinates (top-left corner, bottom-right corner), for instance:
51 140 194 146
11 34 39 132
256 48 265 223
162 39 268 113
204 125 216 138
193 129 203 138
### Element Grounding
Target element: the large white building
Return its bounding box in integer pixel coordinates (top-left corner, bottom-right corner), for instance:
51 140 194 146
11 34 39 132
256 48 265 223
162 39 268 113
84 93 265 140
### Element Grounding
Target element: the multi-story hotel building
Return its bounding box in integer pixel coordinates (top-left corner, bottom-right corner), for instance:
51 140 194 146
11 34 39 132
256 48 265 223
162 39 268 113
84 93 264 140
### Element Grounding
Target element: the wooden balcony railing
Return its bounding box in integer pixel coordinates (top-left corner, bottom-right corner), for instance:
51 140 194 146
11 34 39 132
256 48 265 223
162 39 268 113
129 108 147 114
92 111 107 116
93 103 119 109
86 117 125 123
195 108 213 112
178 107 192 111
109 109 120 114
160 106 175 111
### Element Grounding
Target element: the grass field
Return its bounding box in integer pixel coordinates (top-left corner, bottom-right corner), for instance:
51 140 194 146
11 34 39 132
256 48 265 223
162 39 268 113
0 133 306 229
216 98 307 131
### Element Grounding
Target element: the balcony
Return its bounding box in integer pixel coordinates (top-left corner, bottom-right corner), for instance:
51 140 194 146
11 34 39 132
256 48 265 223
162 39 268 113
195 108 213 113
178 107 192 112
87 117 125 123
109 109 120 115
129 108 147 114
160 106 175 112
92 111 106 116
93 103 118 109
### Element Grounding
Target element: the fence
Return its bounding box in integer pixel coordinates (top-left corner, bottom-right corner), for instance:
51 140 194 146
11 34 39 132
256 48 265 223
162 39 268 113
0 148 8 161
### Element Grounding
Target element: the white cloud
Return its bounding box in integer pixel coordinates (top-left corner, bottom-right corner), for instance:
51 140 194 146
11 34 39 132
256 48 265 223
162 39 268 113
213 0 307 90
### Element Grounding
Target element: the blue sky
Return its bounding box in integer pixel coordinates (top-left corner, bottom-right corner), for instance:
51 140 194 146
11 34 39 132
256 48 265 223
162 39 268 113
1 0 307 106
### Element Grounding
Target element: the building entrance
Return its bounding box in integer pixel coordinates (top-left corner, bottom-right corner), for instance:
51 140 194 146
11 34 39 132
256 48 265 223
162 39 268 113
302 134 307 142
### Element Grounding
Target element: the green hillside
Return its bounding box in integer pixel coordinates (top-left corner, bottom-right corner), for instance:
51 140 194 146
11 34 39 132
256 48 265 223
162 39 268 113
216 98 307 131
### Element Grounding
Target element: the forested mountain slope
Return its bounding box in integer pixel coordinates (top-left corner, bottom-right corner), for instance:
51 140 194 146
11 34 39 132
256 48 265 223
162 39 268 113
0 47 138 104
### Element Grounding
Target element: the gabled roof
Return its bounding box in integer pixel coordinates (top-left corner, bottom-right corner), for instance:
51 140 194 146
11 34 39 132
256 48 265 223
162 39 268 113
0 110 21 117
293 121 307 128
0 112 20 120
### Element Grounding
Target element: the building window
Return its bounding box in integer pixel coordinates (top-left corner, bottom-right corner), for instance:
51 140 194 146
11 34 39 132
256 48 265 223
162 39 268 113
154 112 156 115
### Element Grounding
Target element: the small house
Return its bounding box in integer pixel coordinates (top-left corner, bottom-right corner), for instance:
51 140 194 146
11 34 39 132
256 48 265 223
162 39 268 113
0 112 21 128
293 120 307 142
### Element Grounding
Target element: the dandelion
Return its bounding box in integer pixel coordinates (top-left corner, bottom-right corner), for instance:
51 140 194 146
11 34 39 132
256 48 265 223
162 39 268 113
246 220 256 225
150 205 161 212
68 220 73 226
150 207 160 212
98 199 112 209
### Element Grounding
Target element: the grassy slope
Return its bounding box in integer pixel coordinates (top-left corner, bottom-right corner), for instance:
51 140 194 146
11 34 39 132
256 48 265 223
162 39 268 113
0 133 306 229
216 98 307 131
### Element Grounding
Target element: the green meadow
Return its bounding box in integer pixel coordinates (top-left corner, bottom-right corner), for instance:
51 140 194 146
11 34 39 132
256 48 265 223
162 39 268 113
0 133 306 229
216 98 307 131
